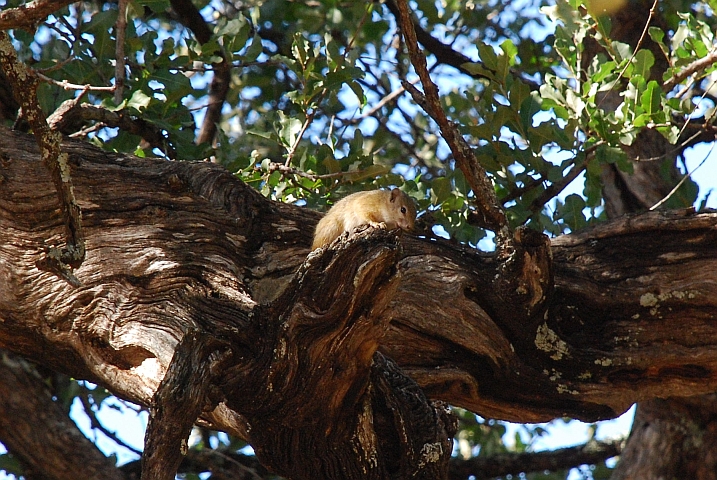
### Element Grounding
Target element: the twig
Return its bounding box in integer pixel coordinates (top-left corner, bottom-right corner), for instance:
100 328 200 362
347 78 421 124
114 0 128 103
36 72 116 92
68 122 106 138
36 56 74 74
632 128 705 163
650 143 713 210
78 387 143 456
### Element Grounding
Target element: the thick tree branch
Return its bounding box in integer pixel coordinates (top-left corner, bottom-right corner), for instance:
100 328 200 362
142 330 232 480
450 439 623 480
0 125 458 478
0 0 74 31
212 224 455 478
585 2 717 477
0 351 126 480
2 128 717 463
47 101 177 158
611 396 717 479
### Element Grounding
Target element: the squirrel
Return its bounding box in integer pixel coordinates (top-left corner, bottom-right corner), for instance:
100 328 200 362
311 188 417 250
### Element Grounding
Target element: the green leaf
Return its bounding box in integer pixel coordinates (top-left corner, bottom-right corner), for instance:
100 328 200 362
610 41 632 62
0 453 23 475
461 61 495 80
348 81 367 108
431 177 452 205
591 59 617 83
595 144 627 168
219 18 251 54
349 129 364 155
640 80 661 117
558 193 587 231
243 34 264 62
151 69 194 106
217 16 247 37
500 39 518 65
277 113 303 149
584 162 603 208
671 22 690 53
656 124 680 144
477 42 499 72
632 49 654 81
84 10 118 59
126 89 152 112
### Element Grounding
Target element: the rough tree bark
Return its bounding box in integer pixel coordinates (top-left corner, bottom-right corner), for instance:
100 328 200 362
2 126 717 477
581 1 717 477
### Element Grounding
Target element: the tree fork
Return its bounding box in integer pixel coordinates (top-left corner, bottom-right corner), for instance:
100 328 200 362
2 126 717 434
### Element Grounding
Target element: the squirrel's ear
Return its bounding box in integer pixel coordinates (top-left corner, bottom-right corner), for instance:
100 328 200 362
390 188 401 202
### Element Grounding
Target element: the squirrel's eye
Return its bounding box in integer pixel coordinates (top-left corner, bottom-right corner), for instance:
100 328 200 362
401 207 407 214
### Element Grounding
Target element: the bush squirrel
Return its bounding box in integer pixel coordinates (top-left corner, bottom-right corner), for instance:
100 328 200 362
311 188 417 250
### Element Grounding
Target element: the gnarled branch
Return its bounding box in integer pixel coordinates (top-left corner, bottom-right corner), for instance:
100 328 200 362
2 127 717 476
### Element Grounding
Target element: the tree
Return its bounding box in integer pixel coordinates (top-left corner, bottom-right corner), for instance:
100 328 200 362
0 0 716 478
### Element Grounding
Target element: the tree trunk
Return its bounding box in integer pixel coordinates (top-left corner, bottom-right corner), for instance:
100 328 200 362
2 127 717 477
611 396 717 480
